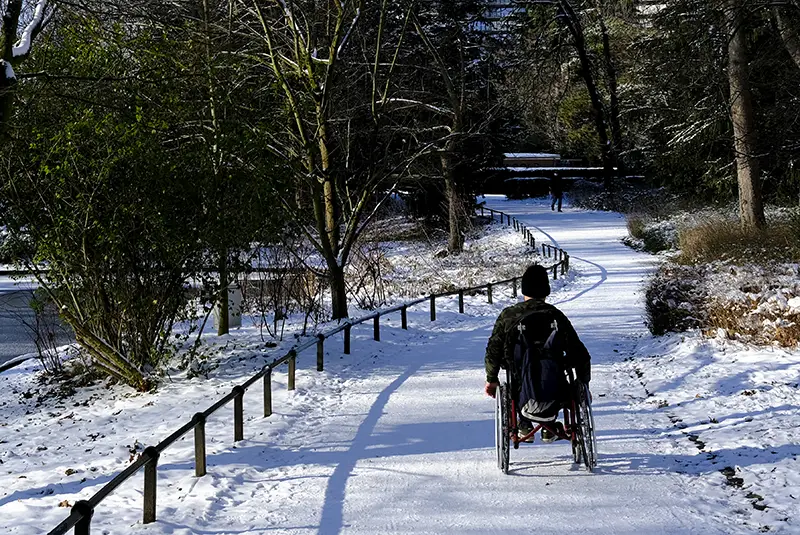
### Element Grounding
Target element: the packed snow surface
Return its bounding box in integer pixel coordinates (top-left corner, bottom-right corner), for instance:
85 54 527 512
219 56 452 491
1 197 797 534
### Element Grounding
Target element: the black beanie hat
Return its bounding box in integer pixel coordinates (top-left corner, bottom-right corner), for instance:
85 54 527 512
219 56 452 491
521 264 550 298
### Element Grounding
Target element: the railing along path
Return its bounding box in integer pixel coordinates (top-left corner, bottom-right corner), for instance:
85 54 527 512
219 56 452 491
47 207 570 535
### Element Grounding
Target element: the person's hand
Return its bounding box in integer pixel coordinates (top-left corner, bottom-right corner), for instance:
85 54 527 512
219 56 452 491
485 382 499 398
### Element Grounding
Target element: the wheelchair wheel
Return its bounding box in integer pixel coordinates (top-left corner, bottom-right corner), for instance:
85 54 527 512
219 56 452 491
495 383 510 474
577 383 597 471
567 401 582 464
571 419 583 465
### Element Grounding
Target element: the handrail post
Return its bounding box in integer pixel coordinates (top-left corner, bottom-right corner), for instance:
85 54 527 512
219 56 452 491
487 284 493 304
233 385 244 441
263 367 273 417
287 351 296 391
401 305 408 330
480 206 484 216
458 290 464 313
430 295 436 321
552 265 558 280
193 412 206 477
344 325 351 354
373 316 380 341
512 277 517 298
143 446 160 524
317 334 325 372
73 500 93 535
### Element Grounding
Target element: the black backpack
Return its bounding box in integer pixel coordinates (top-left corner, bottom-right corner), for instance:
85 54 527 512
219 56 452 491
513 309 569 412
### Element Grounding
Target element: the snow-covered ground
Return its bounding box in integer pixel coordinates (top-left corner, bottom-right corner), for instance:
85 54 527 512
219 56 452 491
380 221 553 298
1 196 797 534
629 333 800 529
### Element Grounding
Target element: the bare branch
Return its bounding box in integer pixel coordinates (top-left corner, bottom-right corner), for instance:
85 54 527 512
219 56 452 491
381 97 454 116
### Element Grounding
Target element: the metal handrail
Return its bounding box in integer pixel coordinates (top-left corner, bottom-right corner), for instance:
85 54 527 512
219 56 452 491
46 207 571 535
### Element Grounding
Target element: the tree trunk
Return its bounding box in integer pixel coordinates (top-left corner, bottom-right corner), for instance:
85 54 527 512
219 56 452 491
1 0 22 137
217 249 229 335
598 15 622 168
323 176 340 248
0 66 16 138
725 1 765 229
442 150 464 254
773 7 800 71
328 262 348 320
558 2 615 189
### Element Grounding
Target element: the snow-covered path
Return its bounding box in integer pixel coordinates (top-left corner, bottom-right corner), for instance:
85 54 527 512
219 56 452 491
112 198 754 535
10 198 768 534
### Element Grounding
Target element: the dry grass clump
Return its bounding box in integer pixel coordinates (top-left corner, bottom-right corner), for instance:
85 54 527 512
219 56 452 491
678 216 800 264
627 215 646 239
706 299 800 347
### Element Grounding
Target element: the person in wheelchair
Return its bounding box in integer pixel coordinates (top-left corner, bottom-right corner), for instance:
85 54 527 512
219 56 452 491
484 264 591 443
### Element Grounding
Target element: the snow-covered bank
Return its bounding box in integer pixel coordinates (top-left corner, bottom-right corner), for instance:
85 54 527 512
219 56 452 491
629 333 800 530
382 222 549 297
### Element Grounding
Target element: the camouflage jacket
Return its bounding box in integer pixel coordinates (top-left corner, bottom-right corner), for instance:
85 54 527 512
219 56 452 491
484 298 591 384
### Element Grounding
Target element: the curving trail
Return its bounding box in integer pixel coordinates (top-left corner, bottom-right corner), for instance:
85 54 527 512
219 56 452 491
59 197 755 535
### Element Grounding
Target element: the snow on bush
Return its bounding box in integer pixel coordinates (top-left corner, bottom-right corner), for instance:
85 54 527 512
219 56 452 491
646 262 800 346
624 216 679 253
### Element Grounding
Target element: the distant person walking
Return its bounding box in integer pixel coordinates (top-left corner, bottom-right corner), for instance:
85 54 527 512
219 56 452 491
550 172 563 212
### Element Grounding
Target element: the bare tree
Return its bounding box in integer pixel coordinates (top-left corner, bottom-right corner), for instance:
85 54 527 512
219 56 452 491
555 0 617 187
246 0 419 319
410 8 476 254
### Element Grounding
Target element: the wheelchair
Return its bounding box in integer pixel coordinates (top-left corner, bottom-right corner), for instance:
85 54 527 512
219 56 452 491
494 365 597 474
